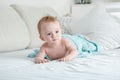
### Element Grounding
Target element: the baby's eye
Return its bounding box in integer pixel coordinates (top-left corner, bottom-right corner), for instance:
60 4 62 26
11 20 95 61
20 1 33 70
56 31 59 33
47 33 51 36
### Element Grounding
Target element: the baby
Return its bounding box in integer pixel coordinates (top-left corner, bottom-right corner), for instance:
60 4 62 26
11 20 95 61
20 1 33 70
35 16 99 64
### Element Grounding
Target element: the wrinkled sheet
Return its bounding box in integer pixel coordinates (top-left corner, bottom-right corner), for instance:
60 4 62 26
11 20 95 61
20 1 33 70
0 48 120 80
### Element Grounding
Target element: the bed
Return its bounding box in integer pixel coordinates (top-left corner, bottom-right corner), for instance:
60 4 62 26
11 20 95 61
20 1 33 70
0 0 120 80
0 48 120 80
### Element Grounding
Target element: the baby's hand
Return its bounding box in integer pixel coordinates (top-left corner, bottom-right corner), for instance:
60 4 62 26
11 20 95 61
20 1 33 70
57 57 70 62
35 58 50 64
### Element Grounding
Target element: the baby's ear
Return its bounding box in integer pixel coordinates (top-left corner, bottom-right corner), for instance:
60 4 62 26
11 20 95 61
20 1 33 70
40 35 44 41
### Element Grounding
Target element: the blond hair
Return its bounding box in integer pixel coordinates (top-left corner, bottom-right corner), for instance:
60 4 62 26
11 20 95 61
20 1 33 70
37 16 59 35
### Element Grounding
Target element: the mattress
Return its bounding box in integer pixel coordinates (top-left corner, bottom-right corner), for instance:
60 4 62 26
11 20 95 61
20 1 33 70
0 48 120 80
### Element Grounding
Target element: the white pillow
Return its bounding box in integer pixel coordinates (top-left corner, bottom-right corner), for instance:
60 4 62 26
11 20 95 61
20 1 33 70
108 12 120 24
70 4 120 50
57 16 74 35
0 6 30 52
11 4 58 48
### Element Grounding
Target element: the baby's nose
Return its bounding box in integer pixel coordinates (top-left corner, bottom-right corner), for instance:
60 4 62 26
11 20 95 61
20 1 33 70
52 33 56 38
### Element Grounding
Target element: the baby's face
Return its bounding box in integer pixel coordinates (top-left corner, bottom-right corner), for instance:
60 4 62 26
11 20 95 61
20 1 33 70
40 21 62 44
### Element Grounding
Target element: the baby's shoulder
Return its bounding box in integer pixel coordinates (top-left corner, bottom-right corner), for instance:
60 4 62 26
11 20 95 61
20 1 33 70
62 37 69 42
61 37 73 45
61 37 76 49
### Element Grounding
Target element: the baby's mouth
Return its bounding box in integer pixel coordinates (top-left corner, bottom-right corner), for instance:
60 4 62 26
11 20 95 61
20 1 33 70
53 39 57 41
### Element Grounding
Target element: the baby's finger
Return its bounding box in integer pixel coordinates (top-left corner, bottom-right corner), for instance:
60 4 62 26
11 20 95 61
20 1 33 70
44 59 50 63
35 60 40 64
57 59 62 62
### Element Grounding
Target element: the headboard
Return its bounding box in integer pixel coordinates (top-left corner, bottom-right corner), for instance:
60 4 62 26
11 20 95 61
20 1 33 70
0 0 71 16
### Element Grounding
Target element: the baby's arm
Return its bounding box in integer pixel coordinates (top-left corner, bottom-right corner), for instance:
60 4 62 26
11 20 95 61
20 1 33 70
35 44 50 64
57 50 77 62
57 38 78 62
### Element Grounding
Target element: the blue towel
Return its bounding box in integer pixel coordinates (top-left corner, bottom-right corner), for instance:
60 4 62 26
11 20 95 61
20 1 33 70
62 34 100 58
27 49 39 58
28 34 100 58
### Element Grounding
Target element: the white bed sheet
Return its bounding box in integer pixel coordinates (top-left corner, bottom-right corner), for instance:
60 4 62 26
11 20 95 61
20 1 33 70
0 48 120 80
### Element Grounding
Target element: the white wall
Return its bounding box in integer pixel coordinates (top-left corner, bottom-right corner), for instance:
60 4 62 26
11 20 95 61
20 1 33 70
1 0 119 6
105 0 120 2
72 0 120 4
0 0 120 15
93 0 120 2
